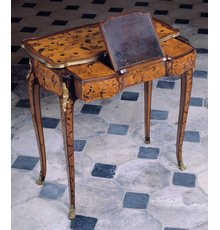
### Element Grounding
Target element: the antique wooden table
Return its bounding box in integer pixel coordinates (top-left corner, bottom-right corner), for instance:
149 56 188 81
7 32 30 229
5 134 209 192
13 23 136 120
22 12 196 220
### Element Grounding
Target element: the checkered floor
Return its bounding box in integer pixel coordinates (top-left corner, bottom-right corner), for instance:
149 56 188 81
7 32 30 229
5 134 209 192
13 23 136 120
12 0 208 65
11 1 208 230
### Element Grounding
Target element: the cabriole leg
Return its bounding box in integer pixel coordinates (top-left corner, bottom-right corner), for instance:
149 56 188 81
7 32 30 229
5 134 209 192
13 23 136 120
59 83 76 220
144 80 152 144
176 69 193 170
28 72 46 185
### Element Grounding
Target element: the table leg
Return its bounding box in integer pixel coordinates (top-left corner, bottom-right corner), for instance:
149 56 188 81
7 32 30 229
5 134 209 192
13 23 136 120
59 88 76 220
144 80 152 144
176 69 193 170
28 72 46 185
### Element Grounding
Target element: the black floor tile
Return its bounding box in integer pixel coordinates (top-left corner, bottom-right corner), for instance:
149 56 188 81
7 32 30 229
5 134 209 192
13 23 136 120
42 117 60 129
11 83 19 91
150 110 169 120
11 17 22 23
70 215 98 230
81 14 96 19
183 131 200 143
137 147 160 159
109 7 123 12
204 97 208 108
36 11 52 16
39 183 67 199
20 27 38 33
172 172 196 188
198 28 208 34
65 5 80 10
193 70 207 78
91 163 116 178
11 45 20 52
16 99 30 108
107 124 129 135
123 192 150 209
11 65 30 81
200 12 208 17
196 48 208 54
12 156 39 170
175 19 189 24
92 0 106 4
156 80 175 89
203 0 208 2
135 2 149 6
189 97 203 107
50 0 63 2
17 58 30 65
74 140 87 151
81 104 102 115
121 91 139 101
21 3 37 8
52 20 68 26
161 75 181 81
154 10 168 15
179 4 193 9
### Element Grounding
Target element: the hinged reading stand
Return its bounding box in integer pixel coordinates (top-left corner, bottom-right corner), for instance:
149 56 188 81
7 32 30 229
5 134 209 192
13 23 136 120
99 11 165 72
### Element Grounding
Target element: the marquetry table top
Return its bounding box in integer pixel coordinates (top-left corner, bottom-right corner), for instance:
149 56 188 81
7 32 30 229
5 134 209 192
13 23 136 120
22 18 179 69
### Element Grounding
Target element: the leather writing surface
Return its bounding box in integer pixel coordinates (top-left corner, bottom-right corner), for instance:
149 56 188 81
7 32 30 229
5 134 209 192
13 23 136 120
100 11 165 71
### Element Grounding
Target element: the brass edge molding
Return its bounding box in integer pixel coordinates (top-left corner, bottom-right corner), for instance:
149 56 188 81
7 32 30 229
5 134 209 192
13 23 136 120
160 31 180 42
26 58 33 79
22 31 179 69
22 43 107 69
62 82 69 113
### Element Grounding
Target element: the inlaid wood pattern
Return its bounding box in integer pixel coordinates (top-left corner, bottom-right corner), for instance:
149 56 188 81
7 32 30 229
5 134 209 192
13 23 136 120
22 17 180 68
25 24 106 66
59 89 76 214
123 61 166 88
171 50 196 76
32 59 63 96
176 69 193 169
28 71 46 184
67 61 116 81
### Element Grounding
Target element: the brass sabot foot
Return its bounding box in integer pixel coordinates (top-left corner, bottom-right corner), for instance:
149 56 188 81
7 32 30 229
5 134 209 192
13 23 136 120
178 158 186 171
68 204 75 220
36 175 45 185
145 137 150 144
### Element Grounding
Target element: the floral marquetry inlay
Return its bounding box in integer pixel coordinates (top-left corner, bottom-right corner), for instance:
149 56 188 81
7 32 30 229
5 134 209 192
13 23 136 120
161 38 193 58
23 24 107 68
67 61 116 81
22 20 180 68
